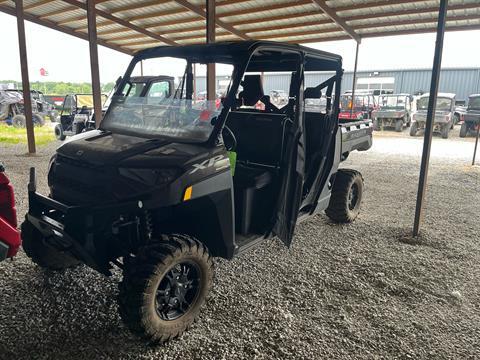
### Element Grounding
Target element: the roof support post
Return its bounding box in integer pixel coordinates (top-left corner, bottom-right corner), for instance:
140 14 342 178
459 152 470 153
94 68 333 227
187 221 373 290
86 0 103 127
14 0 36 154
350 41 360 119
206 0 215 101
472 122 480 165
413 0 448 236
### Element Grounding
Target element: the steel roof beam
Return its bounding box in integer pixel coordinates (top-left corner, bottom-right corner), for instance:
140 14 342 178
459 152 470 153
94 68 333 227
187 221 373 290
0 4 132 54
311 0 360 42
60 0 177 45
172 0 250 40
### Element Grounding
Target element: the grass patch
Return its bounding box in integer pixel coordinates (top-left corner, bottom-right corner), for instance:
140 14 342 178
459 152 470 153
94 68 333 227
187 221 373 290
0 124 56 146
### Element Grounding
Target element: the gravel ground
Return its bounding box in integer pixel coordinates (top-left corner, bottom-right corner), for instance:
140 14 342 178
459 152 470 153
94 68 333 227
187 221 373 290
0 132 479 360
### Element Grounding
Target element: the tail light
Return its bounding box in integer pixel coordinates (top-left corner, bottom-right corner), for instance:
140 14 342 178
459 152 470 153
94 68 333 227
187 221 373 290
0 166 17 228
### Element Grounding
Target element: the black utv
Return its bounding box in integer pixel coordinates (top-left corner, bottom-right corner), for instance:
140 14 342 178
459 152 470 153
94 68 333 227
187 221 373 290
22 41 372 344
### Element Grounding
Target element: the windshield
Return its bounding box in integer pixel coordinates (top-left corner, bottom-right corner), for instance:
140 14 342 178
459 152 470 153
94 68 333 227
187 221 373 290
340 95 374 110
468 96 480 110
378 95 407 110
101 57 234 142
417 96 452 111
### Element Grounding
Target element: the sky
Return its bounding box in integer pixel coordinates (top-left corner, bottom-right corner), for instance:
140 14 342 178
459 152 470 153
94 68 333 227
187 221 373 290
1 12 480 83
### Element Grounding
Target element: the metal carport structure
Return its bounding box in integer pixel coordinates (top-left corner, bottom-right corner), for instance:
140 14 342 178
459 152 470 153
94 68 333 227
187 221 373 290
1 0 480 235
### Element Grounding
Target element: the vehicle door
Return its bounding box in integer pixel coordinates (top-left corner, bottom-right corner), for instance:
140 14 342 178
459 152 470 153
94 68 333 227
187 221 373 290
271 62 305 247
59 95 75 129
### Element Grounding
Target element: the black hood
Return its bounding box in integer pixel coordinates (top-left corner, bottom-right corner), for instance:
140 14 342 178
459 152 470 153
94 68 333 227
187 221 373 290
50 130 211 205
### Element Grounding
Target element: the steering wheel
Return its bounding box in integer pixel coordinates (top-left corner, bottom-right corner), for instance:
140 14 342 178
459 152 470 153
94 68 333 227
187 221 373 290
222 125 237 151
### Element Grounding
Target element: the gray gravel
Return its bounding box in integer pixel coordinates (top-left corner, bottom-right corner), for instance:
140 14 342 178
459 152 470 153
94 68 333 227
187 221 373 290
0 134 479 359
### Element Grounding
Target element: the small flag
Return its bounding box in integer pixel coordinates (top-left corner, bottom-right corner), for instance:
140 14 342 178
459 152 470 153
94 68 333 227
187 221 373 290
40 68 49 76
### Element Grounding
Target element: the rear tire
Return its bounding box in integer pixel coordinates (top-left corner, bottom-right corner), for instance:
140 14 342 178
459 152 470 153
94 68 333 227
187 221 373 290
395 119 403 132
33 113 45 127
410 122 418 136
460 123 467 138
326 169 364 223
54 124 66 140
118 234 213 344
21 220 80 270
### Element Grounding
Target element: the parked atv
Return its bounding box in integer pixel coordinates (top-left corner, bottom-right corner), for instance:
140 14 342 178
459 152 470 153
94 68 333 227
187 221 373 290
0 90 44 127
410 93 457 138
460 94 480 138
0 163 21 261
338 94 376 122
372 93 412 131
22 41 372 344
54 93 107 140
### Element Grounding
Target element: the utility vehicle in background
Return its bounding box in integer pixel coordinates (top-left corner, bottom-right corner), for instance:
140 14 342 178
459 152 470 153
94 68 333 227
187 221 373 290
0 163 21 262
410 93 458 138
460 94 480 137
54 93 107 140
0 90 45 127
338 93 376 122
372 93 412 131
22 41 372 344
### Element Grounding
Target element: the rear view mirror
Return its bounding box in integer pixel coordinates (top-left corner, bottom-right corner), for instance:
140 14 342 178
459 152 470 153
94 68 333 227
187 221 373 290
304 87 321 99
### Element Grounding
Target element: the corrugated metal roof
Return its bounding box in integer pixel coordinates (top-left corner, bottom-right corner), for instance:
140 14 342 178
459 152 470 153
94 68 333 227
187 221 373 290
0 0 479 55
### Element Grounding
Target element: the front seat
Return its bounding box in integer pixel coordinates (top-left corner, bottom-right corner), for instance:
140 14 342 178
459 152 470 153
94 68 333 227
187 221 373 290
238 75 277 113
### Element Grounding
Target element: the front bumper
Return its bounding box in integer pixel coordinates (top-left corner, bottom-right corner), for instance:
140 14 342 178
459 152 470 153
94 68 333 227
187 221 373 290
26 168 143 274
0 217 21 261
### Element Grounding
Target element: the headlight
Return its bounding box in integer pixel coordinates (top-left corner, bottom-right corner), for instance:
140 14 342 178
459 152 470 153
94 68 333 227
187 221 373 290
119 168 180 187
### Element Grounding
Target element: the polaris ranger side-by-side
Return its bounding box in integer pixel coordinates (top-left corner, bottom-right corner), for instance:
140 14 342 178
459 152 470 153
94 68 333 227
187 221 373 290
22 41 372 343
410 93 458 138
460 94 480 138
372 94 412 132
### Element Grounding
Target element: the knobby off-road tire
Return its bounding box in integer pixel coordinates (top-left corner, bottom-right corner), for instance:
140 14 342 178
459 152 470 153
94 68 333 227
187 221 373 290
395 119 403 132
33 114 45 127
118 234 214 344
460 123 468 138
54 124 66 140
21 220 80 270
12 115 26 128
441 124 449 139
326 169 364 223
410 122 418 136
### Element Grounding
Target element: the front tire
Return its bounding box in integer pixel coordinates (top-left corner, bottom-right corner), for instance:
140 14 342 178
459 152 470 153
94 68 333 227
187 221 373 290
441 124 449 139
410 122 418 136
21 220 80 270
460 123 467 138
12 114 26 128
395 119 403 132
326 169 364 223
118 234 213 344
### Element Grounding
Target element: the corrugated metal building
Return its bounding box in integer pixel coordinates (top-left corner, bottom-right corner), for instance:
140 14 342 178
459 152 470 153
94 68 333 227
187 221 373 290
196 67 480 101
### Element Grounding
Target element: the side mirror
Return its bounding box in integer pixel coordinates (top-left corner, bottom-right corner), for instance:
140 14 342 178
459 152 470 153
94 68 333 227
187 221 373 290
304 87 321 99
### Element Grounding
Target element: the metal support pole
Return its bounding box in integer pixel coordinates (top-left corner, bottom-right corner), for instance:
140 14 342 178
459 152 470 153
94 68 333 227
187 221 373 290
86 0 103 127
206 0 215 101
350 41 360 119
140 60 144 76
413 0 448 236
15 0 35 154
473 123 480 165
